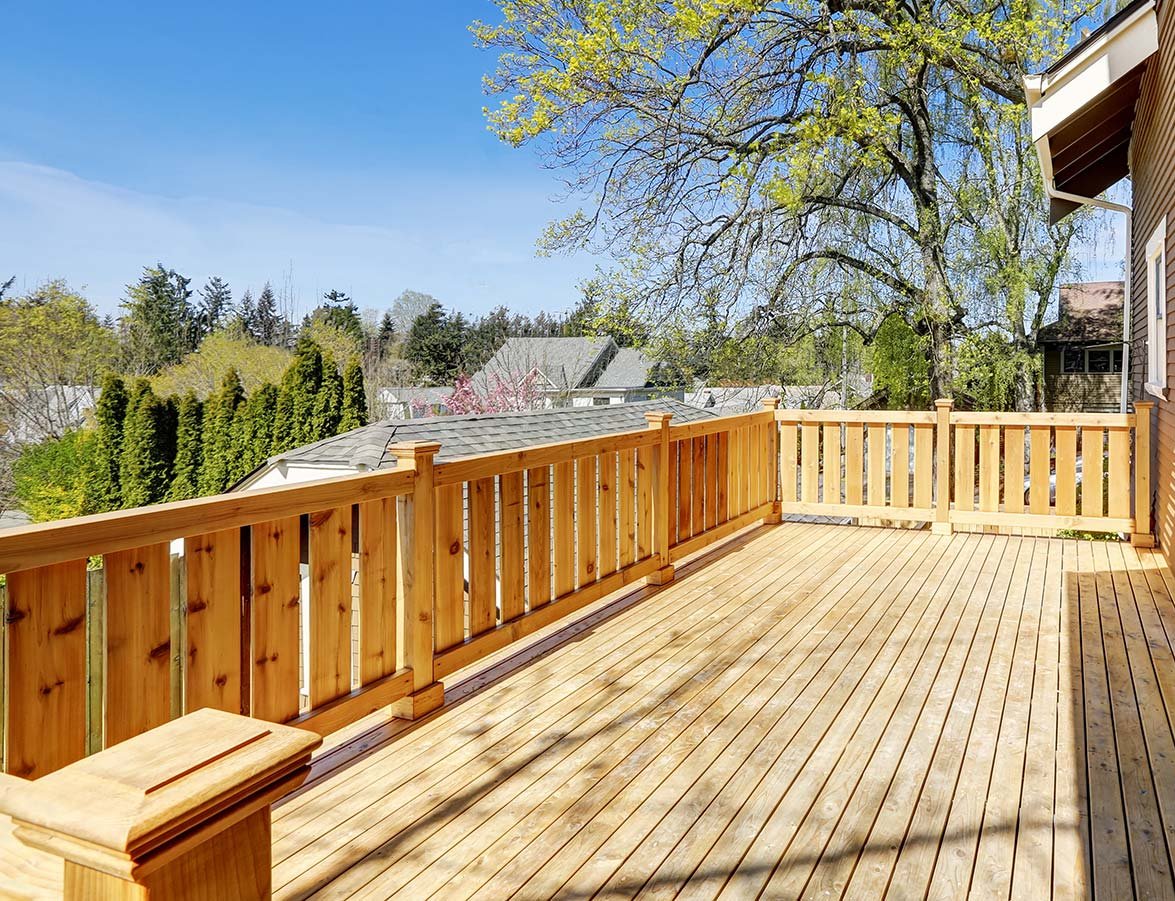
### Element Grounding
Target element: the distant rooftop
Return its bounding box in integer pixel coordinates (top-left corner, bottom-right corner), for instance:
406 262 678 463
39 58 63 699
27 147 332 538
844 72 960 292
476 336 616 391
1038 281 1125 344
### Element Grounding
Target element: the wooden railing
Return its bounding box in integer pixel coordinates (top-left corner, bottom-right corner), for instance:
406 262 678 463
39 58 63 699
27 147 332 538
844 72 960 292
0 398 1155 782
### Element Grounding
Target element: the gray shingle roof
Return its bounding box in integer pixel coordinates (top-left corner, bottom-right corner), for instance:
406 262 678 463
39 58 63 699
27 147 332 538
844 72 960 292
477 337 616 390
593 348 659 389
259 398 718 473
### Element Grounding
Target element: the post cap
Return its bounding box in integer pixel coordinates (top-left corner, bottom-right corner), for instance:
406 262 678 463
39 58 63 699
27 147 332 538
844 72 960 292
761 397 781 410
643 411 673 426
1134 400 1156 409
934 398 954 409
388 440 443 460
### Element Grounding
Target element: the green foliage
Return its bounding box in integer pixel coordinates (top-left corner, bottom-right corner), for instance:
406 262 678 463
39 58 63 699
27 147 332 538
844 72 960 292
403 302 470 384
867 317 932 410
313 290 364 342
314 353 344 439
566 276 650 348
13 430 96 522
167 392 204 501
151 331 291 399
340 357 368 432
120 381 176 508
254 282 288 346
90 372 128 512
955 332 1040 411
198 369 245 495
230 382 278 483
273 337 326 453
120 265 200 374
198 277 233 332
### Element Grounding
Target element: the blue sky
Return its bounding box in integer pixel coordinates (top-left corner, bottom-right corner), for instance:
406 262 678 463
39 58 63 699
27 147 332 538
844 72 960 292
0 2 597 318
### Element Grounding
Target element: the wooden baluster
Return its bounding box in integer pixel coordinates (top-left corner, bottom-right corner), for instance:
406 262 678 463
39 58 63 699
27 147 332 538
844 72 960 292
1029 426 1051 514
4 560 87 777
577 455 598 587
185 529 243 715
801 422 820 503
846 422 865 506
597 451 618 578
954 424 975 513
1055 426 1077 516
691 437 705 535
635 445 653 560
716 430 731 523
779 420 798 505
527 466 552 607
468 476 496 635
250 518 301 724
499 470 525 622
390 440 443 719
643 411 675 585
358 498 396 686
105 542 171 746
914 422 934 510
742 425 754 511
676 439 691 542
704 434 719 529
978 424 1000 513
933 399 953 533
434 483 465 648
1004 426 1025 514
669 437 682 537
1108 426 1130 519
867 423 887 507
761 399 781 522
892 423 911 509
619 450 637 567
1133 402 1155 545
1082 428 1105 518
307 507 351 709
823 423 842 505
554 459 576 597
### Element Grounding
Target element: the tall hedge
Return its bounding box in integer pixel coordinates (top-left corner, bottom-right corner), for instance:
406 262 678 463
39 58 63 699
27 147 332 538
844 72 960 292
90 372 128 512
339 356 368 432
119 381 175 508
198 368 245 495
231 381 278 483
272 337 324 453
166 392 203 501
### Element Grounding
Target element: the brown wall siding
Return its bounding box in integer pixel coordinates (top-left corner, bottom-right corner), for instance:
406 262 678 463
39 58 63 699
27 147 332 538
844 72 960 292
1130 0 1175 566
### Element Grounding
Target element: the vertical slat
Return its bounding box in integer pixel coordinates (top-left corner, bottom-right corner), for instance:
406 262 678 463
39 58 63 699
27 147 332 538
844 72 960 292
597 451 618 578
845 423 864 505
185 529 242 715
577 455 598 586
763 413 779 514
1082 428 1105 518
499 471 525 622
1108 427 1130 518
469 476 496 635
87 569 105 754
307 508 351 708
742 425 754 511
619 451 637 568
752 422 766 506
935 400 952 523
779 422 798 504
250 518 301 724
1004 426 1025 514
691 437 705 535
5 560 87 777
676 439 691 541
434 483 465 647
954 424 975 512
914 423 933 509
668 439 681 540
730 428 744 516
801 423 820 503
526 466 551 609
892 424 910 508
635 447 653 560
1134 404 1153 537
867 423 887 507
704 434 718 529
978 424 1000 513
1055 426 1077 515
104 543 171 746
1029 426 1051 514
358 498 396 685
822 423 841 505
716 431 730 522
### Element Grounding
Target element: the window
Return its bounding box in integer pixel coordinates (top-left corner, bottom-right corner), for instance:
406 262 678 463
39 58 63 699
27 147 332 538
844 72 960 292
1146 216 1167 396
1061 346 1124 374
1062 347 1085 373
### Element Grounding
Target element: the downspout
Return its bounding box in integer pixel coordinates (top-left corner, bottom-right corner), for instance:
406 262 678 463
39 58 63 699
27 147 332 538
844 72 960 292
1044 186 1133 413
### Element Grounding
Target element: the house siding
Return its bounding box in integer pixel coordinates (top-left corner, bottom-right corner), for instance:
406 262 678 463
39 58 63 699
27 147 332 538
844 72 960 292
1042 348 1121 412
1129 0 1175 566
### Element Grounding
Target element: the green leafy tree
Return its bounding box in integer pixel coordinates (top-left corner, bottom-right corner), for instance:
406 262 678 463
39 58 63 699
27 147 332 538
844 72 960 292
230 382 278 483
404 302 469 384
868 317 932 410
340 357 368 432
120 381 176 508
89 372 129 511
166 392 204 501
120 265 200 373
272 337 325 452
198 369 245 495
12 430 96 522
151 331 291 399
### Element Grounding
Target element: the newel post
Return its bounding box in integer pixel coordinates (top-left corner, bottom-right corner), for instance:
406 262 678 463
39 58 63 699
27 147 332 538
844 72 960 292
1133 401 1156 547
389 440 445 719
933 399 954 535
761 397 783 523
644 412 676 586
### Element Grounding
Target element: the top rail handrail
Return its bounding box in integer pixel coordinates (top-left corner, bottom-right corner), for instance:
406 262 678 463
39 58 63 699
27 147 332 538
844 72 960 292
0 465 415 574
949 410 1134 427
774 409 937 424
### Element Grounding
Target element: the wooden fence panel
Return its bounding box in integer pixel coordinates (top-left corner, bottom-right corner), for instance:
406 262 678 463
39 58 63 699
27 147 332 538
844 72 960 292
185 529 242 715
307 509 351 709
250 517 301 724
527 467 551 609
469 477 496 635
435 483 465 649
104 542 171 746
500 471 525 622
358 498 396 686
577 456 598 586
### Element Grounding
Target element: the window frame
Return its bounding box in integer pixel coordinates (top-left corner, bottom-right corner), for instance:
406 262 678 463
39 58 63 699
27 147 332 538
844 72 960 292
1145 216 1168 397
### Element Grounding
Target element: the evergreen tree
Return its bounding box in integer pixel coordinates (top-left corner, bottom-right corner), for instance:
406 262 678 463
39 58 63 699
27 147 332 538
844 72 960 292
198 277 232 333
272 337 324 453
377 311 396 350
166 392 204 501
90 372 128 512
119 381 176 508
313 353 343 441
254 283 282 346
198 368 245 495
339 357 368 432
230 382 278 483
403 302 468 384
120 265 199 373
318 290 363 342
236 289 256 339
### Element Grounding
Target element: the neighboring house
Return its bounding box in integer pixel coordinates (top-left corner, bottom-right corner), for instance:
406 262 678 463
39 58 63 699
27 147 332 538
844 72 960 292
1038 281 1126 412
234 398 716 490
474 336 683 407
1027 0 1174 562
376 386 452 420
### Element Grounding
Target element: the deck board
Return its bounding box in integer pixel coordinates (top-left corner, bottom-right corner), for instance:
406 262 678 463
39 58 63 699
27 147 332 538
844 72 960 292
254 523 1175 899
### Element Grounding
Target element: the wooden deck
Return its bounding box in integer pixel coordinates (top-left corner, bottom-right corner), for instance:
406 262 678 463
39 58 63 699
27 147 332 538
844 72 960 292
259 521 1175 900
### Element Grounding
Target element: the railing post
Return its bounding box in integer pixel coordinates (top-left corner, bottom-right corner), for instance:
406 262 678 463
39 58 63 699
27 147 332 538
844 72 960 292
761 398 783 523
389 440 445 719
0 708 319 901
643 412 675 585
1132 401 1156 547
933 399 954 535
